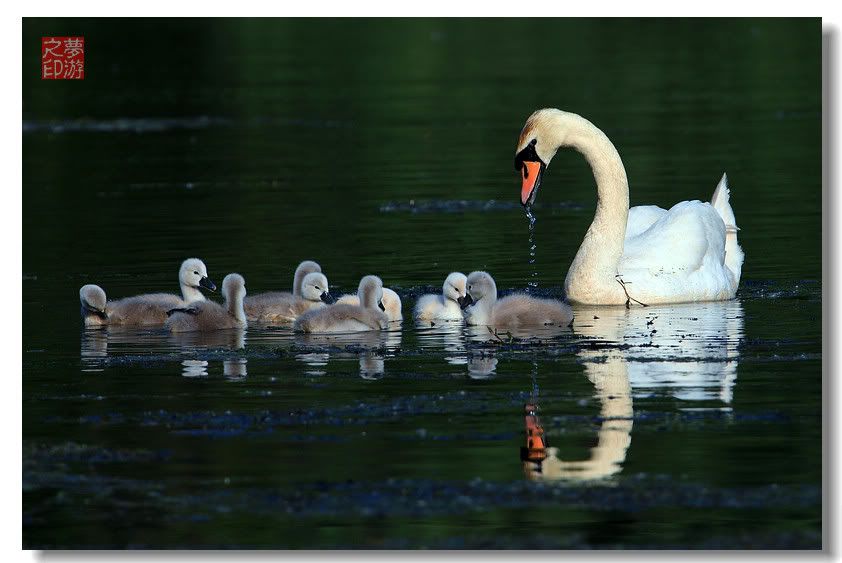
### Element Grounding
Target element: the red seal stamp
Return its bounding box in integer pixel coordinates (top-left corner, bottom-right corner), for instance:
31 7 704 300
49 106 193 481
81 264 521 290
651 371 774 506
41 37 84 80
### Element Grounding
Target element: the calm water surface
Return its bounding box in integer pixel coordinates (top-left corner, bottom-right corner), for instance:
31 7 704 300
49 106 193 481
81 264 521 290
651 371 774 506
22 19 821 548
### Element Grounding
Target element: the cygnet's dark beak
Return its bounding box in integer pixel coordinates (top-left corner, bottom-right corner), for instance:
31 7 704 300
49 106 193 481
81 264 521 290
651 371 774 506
199 277 217 292
378 300 386 311
320 291 335 304
460 294 474 310
457 295 469 308
84 304 108 319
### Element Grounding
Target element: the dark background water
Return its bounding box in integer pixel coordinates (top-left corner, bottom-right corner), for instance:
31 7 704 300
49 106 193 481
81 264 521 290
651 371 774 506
22 18 822 548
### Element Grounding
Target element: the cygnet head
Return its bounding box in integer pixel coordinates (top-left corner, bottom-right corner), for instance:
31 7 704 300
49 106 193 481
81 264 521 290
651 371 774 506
462 271 497 309
79 284 107 318
300 272 335 304
358 275 385 311
222 273 246 304
381 288 403 321
442 272 468 307
179 258 216 292
293 260 322 296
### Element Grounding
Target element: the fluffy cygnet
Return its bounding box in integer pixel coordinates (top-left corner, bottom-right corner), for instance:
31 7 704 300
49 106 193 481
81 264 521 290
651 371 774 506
294 275 389 333
165 273 247 332
78 258 216 327
414 272 467 322
244 272 333 323
462 271 573 329
336 287 403 322
291 260 322 296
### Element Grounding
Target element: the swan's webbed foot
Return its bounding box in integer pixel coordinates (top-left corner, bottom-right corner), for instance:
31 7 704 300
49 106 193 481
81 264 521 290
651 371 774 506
615 274 648 308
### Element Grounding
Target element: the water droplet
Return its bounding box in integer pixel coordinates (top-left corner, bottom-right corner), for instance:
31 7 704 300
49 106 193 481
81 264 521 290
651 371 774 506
525 208 539 292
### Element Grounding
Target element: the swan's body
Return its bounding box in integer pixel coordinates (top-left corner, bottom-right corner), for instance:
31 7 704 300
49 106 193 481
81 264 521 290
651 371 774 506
244 272 333 324
414 272 467 322
462 271 573 329
295 275 389 333
515 109 743 306
165 273 247 332
336 287 403 322
79 258 216 327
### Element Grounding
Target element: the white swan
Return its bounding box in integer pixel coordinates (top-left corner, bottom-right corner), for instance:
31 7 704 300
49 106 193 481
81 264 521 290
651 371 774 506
413 272 467 322
462 271 573 329
336 287 403 322
515 108 743 306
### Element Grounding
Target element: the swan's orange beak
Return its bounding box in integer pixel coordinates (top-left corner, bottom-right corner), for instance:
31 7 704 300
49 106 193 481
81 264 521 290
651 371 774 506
520 161 543 206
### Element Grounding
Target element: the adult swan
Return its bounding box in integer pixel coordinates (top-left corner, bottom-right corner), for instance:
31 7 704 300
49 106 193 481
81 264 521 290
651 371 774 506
515 108 744 306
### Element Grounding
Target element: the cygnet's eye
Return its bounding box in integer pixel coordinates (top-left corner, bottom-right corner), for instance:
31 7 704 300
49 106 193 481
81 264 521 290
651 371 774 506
194 271 200 275
315 286 321 290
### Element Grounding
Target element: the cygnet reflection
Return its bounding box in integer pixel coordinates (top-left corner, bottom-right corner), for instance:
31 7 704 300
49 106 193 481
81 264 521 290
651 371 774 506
467 354 498 379
223 358 248 380
168 328 246 351
181 359 209 378
80 328 109 372
293 328 402 380
415 321 467 366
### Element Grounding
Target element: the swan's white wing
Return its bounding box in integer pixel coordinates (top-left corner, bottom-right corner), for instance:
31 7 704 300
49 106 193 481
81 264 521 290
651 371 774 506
626 205 668 240
620 200 726 275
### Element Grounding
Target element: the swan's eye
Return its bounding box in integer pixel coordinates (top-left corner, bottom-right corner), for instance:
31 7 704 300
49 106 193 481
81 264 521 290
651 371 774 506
194 271 200 275
315 286 321 290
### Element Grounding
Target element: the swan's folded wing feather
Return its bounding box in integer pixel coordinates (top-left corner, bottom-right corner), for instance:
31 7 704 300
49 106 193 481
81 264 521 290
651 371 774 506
625 205 668 240
620 200 725 275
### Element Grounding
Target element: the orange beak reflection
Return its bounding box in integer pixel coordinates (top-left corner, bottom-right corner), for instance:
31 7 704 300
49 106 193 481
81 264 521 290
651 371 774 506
520 161 543 206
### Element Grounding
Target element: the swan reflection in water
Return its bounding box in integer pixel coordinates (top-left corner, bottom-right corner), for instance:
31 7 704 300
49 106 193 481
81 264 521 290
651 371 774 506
293 329 402 380
522 300 744 482
81 327 248 379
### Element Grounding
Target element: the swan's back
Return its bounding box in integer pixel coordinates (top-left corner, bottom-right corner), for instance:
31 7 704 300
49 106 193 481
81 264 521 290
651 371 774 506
244 291 294 322
414 293 461 321
492 294 573 328
244 292 324 323
165 301 243 332
294 303 388 333
107 293 185 326
626 205 668 239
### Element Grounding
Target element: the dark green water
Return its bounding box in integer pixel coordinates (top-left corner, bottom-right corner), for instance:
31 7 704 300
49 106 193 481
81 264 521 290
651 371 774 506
22 18 822 548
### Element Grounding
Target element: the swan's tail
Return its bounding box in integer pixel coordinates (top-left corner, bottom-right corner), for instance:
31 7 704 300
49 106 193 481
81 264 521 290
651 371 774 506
710 173 744 286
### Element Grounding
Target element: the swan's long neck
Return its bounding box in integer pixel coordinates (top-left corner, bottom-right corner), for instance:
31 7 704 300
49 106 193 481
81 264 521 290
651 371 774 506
227 291 246 324
468 285 497 325
181 283 206 304
547 113 629 301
